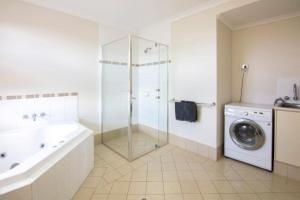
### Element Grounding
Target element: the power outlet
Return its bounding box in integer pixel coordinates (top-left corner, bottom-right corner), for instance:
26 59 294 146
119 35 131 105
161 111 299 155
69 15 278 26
241 64 249 71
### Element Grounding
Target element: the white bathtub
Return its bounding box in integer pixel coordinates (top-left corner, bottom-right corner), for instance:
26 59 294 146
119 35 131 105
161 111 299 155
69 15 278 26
0 122 94 200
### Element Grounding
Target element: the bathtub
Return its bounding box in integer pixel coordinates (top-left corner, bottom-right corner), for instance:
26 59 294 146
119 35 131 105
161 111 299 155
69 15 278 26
0 122 94 200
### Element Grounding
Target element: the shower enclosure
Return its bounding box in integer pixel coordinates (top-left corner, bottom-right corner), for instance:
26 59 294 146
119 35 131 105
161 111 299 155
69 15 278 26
101 35 169 161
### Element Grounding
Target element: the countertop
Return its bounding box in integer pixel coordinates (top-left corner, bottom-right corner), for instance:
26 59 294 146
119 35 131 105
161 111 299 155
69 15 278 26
273 106 300 113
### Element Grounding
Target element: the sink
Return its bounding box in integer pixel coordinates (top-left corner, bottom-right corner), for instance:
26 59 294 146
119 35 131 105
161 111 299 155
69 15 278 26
281 102 300 109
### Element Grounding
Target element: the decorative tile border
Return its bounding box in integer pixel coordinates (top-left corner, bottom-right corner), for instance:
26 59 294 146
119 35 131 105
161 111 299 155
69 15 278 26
99 60 171 67
0 92 78 101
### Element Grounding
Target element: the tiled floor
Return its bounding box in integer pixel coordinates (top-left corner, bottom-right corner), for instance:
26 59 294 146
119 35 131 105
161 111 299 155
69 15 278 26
104 132 162 159
73 144 300 200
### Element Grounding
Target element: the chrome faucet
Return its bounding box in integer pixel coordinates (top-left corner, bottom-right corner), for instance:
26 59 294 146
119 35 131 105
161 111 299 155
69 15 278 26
22 112 46 121
32 113 38 121
274 97 285 106
293 84 298 101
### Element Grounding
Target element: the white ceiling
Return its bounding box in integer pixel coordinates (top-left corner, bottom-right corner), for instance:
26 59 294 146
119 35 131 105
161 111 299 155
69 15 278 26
220 0 300 30
21 0 219 31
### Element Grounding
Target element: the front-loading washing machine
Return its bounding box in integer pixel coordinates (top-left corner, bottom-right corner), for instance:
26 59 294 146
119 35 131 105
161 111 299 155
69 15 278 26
224 103 273 171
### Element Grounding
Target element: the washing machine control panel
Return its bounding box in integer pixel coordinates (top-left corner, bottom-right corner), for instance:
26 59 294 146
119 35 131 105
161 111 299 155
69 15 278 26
225 108 272 121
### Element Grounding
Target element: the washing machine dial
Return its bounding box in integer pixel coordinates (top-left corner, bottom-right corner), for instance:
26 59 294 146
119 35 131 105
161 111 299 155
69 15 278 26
243 112 249 116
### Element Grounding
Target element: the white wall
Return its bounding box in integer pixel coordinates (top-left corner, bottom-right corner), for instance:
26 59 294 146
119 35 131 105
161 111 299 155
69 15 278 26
0 0 99 131
232 16 300 104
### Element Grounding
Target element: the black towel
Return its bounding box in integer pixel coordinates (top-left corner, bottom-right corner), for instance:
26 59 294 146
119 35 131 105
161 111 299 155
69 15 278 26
175 101 197 122
175 102 185 121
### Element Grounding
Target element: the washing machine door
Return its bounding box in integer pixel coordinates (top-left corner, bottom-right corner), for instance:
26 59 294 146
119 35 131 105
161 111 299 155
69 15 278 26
229 119 265 150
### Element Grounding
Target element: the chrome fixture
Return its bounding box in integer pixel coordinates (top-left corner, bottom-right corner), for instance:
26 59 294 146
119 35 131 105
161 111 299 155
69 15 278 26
169 98 216 107
144 47 152 54
274 97 285 106
284 96 290 100
293 83 298 101
22 112 46 121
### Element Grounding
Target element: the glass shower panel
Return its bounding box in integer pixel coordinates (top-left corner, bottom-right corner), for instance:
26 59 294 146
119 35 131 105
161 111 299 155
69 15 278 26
102 37 129 158
131 37 159 159
157 44 169 147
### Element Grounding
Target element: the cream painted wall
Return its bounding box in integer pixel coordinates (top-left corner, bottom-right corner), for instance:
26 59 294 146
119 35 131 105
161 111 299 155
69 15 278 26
232 16 300 104
0 0 100 131
217 20 232 147
170 0 257 149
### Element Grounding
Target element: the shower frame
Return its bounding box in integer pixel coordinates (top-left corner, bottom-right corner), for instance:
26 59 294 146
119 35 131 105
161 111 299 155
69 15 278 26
101 34 169 162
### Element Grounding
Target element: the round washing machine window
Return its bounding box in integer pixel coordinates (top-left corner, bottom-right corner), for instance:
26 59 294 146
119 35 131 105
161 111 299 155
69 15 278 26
229 119 265 150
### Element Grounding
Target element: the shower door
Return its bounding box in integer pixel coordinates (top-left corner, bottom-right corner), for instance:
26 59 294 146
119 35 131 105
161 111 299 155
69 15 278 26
102 37 130 158
130 36 168 159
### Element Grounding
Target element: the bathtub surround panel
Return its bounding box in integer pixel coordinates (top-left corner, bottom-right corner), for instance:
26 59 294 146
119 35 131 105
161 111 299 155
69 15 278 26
0 95 78 132
0 0 99 131
0 123 94 199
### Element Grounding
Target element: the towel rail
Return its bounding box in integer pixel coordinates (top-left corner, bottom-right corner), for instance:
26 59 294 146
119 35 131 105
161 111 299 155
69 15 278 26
169 98 216 107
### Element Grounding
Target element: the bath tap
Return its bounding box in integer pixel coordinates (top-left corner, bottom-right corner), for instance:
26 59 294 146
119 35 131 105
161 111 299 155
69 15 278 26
293 83 298 101
22 112 46 121
32 113 38 121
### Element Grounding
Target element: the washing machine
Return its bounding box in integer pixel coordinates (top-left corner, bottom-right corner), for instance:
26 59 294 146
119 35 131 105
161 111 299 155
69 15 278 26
224 103 273 171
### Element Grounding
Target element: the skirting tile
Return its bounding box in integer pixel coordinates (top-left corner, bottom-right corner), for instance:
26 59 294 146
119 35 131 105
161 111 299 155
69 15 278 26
169 133 222 161
274 160 300 181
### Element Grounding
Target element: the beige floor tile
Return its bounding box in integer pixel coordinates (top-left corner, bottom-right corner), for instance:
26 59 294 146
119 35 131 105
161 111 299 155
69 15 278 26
82 177 106 188
180 181 200 194
91 194 108 200
147 194 165 200
128 182 146 194
176 163 191 170
73 188 95 200
126 195 146 200
183 194 203 200
223 170 242 181
132 170 147 181
163 171 178 181
162 162 177 171
95 183 113 194
230 181 253 193
178 171 195 181
103 171 122 183
192 171 210 181
90 167 107 177
164 182 182 194
146 182 164 194
257 193 277 200
110 182 130 194
197 181 218 194
207 172 226 181
238 194 260 200
117 164 134 175
213 181 236 194
220 194 240 200
165 194 184 200
119 173 132 181
246 181 270 193
188 162 204 171
77 144 300 200
107 194 127 200
202 194 221 200
147 171 163 181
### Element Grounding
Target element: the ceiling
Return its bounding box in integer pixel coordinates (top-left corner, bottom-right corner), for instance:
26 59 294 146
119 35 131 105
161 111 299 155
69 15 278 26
220 0 300 30
21 0 220 31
